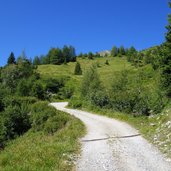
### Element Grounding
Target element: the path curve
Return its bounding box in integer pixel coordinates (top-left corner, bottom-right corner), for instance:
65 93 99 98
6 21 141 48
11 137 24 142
51 102 171 171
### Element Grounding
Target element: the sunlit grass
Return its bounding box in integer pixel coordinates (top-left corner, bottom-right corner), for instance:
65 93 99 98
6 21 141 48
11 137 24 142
0 113 85 171
37 57 133 88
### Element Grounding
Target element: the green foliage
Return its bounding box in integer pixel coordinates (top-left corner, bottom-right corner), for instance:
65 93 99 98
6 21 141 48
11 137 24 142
157 3 171 97
3 96 37 108
111 46 118 57
7 52 16 65
63 45 76 62
81 65 101 98
33 56 41 65
48 48 64 65
69 95 82 108
1 59 36 93
30 102 57 131
45 78 65 94
1 65 20 92
0 96 36 147
89 90 109 108
33 45 76 65
110 69 166 115
3 103 31 137
30 102 70 135
105 60 109 65
74 62 82 75
59 80 75 99
118 45 126 56
43 113 68 135
17 79 31 96
88 52 94 59
81 65 109 107
0 109 85 171
127 46 137 62
31 81 45 100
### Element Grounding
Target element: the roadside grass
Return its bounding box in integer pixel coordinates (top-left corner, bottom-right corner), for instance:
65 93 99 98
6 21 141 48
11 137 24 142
0 107 85 171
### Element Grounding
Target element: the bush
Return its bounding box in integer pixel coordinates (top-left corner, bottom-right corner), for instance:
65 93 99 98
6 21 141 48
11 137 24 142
30 101 70 134
45 77 66 94
16 79 31 96
80 65 110 108
44 113 68 134
31 82 45 100
89 90 109 108
3 96 37 108
30 102 56 131
0 117 7 148
0 102 31 146
69 96 82 108
59 80 75 99
81 65 101 98
74 62 82 75
109 69 166 115
105 60 109 65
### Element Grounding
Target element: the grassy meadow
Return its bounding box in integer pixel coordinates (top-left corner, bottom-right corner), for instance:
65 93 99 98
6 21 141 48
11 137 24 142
0 107 85 171
38 57 134 88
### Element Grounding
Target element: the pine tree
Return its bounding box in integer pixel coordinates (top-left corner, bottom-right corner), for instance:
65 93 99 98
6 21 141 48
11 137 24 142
88 52 94 59
118 46 126 56
7 52 16 65
105 60 109 65
160 2 171 96
33 56 41 65
111 46 118 57
74 62 82 75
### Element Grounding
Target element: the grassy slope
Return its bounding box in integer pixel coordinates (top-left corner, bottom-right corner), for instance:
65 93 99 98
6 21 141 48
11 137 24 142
38 57 171 159
0 112 85 171
38 57 134 88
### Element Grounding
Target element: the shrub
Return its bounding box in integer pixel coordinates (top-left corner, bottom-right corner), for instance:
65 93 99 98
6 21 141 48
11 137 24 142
69 96 82 108
74 62 82 75
30 102 70 134
59 80 75 99
16 79 31 96
45 78 66 94
109 69 166 115
80 65 110 108
89 90 109 108
31 82 45 100
81 65 101 98
30 102 56 131
0 102 31 145
105 60 109 65
0 117 7 148
44 113 68 134
4 96 37 108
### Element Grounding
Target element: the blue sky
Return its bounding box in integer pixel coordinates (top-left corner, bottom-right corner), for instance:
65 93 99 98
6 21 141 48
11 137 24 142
0 0 170 66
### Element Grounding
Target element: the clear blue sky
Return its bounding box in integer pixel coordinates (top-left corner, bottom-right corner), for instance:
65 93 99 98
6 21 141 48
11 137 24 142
0 0 170 66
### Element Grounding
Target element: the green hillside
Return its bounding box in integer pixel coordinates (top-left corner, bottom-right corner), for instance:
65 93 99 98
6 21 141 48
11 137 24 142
37 56 171 159
38 57 134 87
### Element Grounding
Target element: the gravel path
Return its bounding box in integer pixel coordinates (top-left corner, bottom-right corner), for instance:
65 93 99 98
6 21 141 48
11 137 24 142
51 102 171 171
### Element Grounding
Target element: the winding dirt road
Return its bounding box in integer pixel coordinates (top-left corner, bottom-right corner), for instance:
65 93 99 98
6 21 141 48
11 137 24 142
51 102 171 171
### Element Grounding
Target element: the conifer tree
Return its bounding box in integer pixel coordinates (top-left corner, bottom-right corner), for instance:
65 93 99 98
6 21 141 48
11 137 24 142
7 52 16 65
74 62 82 75
160 1 171 96
111 46 118 57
